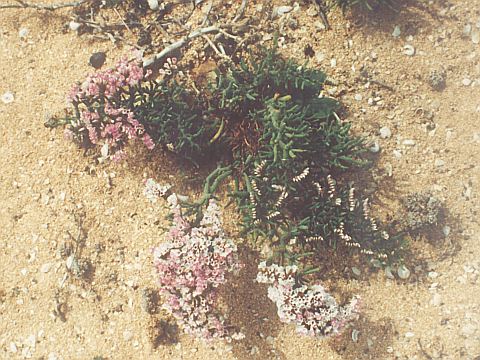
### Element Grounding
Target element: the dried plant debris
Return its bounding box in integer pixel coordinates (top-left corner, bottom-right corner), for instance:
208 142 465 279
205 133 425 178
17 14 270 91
428 69 447 91
402 191 443 232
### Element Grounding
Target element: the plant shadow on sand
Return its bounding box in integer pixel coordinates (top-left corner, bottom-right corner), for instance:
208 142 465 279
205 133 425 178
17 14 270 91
221 246 288 360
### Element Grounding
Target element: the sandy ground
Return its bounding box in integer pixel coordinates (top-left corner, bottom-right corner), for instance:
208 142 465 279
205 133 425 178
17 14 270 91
0 1 479 359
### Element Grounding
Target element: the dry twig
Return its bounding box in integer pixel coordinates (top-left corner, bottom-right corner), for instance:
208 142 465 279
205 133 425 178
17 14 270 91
0 0 87 11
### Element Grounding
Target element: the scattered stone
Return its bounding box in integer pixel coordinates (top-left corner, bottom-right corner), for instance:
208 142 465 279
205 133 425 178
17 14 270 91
314 21 326 31
403 139 416 146
405 331 415 338
40 263 51 273
330 58 337 67
404 45 415 56
385 266 395 279
315 51 325 62
18 28 28 39
123 330 133 341
392 26 401 38
9 342 17 353
147 0 159 11
354 94 363 101
89 52 107 69
428 271 439 279
397 265 411 279
1 91 14 104
68 21 81 31
443 225 451 237
351 267 361 276
464 24 472 36
462 78 472 86
273 5 293 17
379 126 392 139
352 329 360 342
306 6 317 16
434 159 445 167
431 293 442 306
472 30 480 44
369 141 380 153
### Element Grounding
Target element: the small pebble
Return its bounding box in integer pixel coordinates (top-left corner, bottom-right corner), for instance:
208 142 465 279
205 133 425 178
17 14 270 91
403 45 415 56
40 263 51 273
306 6 317 16
147 0 159 10
273 5 293 17
434 159 445 167
330 58 337 67
397 265 411 279
431 293 442 306
315 51 325 62
369 141 380 153
392 25 401 38
405 332 415 338
9 342 17 353
354 94 363 101
18 28 28 39
89 52 107 69
123 330 133 341
1 91 14 104
403 139 416 146
351 267 361 276
462 78 472 86
68 21 81 31
443 225 451 237
472 30 480 44
380 126 392 139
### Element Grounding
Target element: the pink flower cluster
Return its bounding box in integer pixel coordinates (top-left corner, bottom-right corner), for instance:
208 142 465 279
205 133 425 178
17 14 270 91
256 262 360 337
65 57 154 161
152 191 243 341
67 57 146 102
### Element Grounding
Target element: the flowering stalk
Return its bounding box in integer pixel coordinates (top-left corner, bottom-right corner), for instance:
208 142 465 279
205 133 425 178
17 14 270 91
256 261 360 337
148 180 243 341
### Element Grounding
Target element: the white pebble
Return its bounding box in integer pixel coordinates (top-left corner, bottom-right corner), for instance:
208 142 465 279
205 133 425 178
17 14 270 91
462 78 472 86
315 51 325 62
403 45 415 56
434 159 445 167
379 126 392 139
443 225 451 237
405 332 415 338
18 28 28 38
1 91 14 104
9 342 17 353
330 58 337 67
147 0 159 10
68 21 81 31
431 293 442 306
472 30 480 44
403 139 416 146
123 330 133 341
40 263 51 273
392 25 401 38
369 141 380 153
397 265 410 279
354 94 363 101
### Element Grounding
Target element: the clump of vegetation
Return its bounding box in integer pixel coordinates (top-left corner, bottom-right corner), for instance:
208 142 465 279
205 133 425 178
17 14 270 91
51 42 408 340
402 191 443 232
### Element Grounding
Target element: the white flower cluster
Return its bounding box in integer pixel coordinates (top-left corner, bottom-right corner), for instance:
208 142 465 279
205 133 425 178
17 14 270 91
257 261 360 338
143 178 172 203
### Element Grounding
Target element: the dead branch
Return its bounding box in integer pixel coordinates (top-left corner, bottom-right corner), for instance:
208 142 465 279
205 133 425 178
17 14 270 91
142 25 220 68
0 0 87 11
